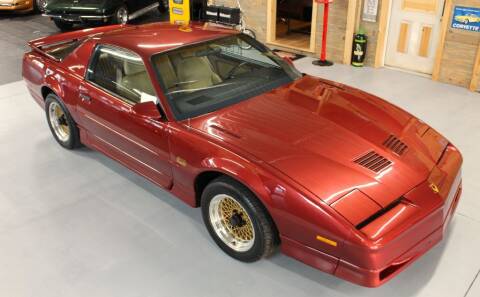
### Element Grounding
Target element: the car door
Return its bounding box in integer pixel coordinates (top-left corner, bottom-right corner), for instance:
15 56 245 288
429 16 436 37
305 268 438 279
77 44 173 188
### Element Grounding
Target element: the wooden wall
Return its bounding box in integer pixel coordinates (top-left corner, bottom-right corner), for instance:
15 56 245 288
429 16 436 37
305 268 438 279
209 0 480 90
437 0 480 88
210 0 350 63
319 0 350 63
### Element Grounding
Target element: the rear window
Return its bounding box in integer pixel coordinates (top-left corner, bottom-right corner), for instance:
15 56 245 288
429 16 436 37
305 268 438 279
40 39 82 60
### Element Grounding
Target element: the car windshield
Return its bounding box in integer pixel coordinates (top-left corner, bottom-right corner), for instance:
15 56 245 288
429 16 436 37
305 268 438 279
151 34 302 120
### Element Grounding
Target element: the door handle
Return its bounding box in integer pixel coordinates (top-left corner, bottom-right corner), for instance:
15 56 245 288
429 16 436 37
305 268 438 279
79 93 91 102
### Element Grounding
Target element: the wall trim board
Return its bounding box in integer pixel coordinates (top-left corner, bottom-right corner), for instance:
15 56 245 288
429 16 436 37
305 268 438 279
432 0 453 81
344 0 358 64
310 1 319 53
469 42 480 91
266 0 276 44
375 0 392 68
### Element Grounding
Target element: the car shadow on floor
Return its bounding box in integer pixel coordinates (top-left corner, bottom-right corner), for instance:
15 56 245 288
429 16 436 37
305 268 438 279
69 145 209 233
269 220 454 295
68 144 452 295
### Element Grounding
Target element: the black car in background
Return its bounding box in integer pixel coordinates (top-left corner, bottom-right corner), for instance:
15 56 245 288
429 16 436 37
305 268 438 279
44 0 169 31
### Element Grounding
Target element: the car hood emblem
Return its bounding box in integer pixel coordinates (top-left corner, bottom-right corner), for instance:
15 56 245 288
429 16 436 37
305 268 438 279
429 182 440 194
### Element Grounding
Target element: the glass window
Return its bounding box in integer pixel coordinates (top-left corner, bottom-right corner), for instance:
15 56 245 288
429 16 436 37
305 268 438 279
87 45 157 104
151 34 302 120
41 39 82 60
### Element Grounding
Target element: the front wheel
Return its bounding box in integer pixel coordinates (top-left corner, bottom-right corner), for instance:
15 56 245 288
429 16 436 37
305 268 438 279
112 5 129 25
201 176 277 262
53 19 74 31
45 94 81 150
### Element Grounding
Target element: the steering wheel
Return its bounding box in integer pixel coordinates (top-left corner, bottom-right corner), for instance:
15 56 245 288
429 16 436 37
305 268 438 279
225 62 249 79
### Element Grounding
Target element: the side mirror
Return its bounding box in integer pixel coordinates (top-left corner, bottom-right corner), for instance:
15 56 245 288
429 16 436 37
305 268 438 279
131 101 162 120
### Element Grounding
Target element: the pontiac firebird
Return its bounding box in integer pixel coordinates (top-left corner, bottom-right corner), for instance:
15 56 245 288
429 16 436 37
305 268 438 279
22 22 462 287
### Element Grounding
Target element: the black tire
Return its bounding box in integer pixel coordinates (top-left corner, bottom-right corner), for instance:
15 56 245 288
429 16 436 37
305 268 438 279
201 176 277 262
34 0 46 13
45 94 81 150
53 19 74 32
112 5 129 25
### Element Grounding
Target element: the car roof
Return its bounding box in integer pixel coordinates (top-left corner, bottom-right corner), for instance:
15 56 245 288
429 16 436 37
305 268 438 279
95 22 236 58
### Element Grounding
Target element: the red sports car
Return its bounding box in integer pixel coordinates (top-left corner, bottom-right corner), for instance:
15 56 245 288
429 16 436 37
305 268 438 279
22 22 462 287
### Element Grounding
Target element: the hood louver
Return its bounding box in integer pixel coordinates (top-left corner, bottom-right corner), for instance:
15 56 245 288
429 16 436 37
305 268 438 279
354 151 392 173
383 135 408 156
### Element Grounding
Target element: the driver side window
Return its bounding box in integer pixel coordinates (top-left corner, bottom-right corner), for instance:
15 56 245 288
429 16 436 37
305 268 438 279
86 45 156 105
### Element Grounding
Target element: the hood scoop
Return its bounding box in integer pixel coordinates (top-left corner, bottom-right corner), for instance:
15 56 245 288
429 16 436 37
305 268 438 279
354 151 392 173
383 135 408 156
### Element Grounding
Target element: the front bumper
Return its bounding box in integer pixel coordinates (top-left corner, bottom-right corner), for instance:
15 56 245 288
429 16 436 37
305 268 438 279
0 0 32 11
44 13 113 23
282 144 463 287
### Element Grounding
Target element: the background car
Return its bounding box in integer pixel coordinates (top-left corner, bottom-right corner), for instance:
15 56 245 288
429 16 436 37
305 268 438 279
43 0 168 31
0 0 45 13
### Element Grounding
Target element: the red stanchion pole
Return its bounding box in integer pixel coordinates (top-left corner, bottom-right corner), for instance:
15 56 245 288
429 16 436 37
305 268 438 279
313 0 333 66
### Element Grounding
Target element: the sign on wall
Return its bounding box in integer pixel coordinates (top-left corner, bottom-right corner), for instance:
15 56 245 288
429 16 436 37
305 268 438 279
451 6 480 32
362 0 379 22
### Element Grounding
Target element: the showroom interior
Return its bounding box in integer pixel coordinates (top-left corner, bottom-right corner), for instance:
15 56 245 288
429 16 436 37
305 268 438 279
1 0 480 296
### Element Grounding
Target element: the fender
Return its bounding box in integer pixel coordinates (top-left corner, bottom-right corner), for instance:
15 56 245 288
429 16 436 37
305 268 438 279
199 157 274 207
44 70 66 101
42 65 83 123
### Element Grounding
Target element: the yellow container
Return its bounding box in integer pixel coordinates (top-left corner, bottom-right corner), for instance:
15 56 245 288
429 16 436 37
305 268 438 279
169 0 191 26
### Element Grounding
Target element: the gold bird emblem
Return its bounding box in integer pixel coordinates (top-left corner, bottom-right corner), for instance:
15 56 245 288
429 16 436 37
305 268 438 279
429 182 440 194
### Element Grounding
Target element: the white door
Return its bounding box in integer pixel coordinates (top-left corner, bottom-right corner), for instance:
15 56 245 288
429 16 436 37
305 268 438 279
385 0 445 74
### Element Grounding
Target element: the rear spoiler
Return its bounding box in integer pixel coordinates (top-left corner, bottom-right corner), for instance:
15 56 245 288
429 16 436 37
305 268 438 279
27 24 126 61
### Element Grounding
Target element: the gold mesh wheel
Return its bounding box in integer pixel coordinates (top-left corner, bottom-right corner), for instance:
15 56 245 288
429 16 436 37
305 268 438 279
209 194 255 252
48 101 70 142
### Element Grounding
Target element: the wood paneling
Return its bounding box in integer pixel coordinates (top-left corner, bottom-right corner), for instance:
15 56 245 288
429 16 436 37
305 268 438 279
469 42 480 91
432 0 452 81
343 0 358 64
375 0 391 67
436 0 480 88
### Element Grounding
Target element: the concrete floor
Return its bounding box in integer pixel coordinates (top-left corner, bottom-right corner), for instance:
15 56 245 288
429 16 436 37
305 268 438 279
0 14 480 297
0 11 165 84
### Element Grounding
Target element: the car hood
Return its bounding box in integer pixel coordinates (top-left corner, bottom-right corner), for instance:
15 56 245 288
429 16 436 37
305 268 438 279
188 76 448 207
45 0 107 12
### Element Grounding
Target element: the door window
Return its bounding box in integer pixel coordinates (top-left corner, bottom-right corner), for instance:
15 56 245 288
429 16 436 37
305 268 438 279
86 45 157 104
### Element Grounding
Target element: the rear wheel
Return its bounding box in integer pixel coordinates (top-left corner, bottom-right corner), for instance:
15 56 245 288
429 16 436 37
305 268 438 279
34 0 46 12
45 94 81 150
53 19 74 31
112 5 129 25
201 176 277 262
